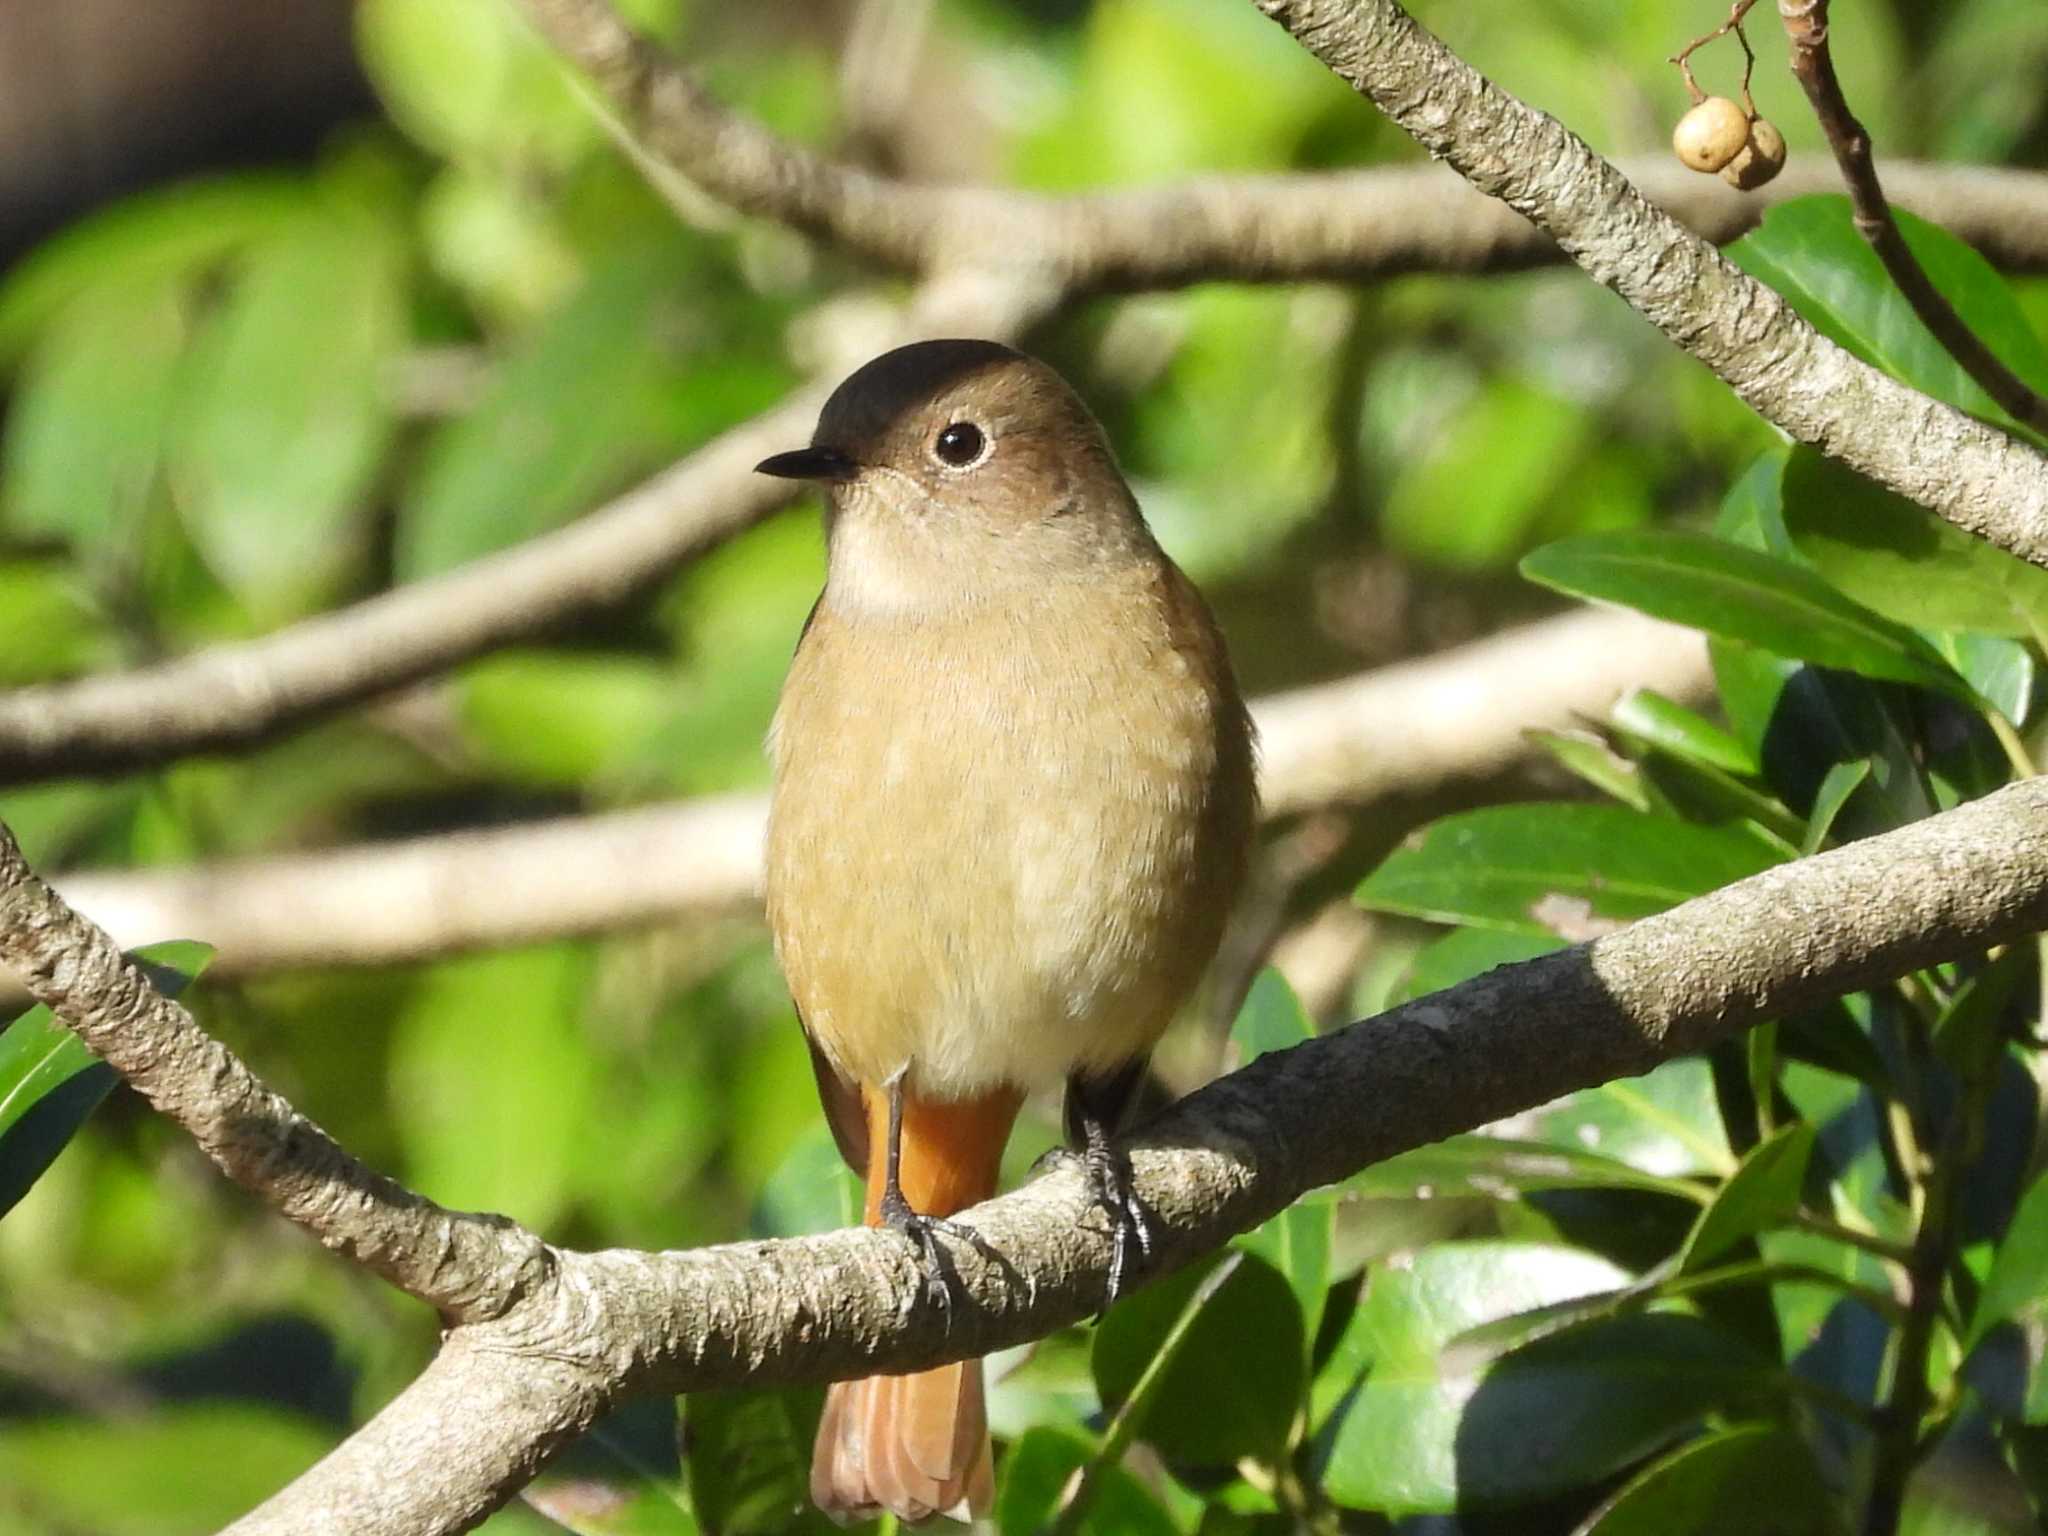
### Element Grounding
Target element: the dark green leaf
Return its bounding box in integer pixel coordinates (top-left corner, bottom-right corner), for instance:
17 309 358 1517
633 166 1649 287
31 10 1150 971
1346 1134 1706 1204
0 939 213 1218
1522 530 1971 702
1232 973 1331 1340
1779 447 2048 641
1967 1167 2048 1355
1728 197 2048 433
1323 1243 1772 1511
526 1398 695 1535
1392 928 1565 1006
1574 1421 1839 1535
1932 632 2035 726
1092 1250 1302 1465
1525 728 1653 812
1803 759 1872 853
683 1386 833 1536
1357 803 1782 937
1534 1057 1737 1180
1677 1122 1816 1272
994 1426 1177 1536
1611 690 1758 776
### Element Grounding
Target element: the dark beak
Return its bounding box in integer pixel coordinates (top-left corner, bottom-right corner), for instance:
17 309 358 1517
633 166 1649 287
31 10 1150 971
754 446 859 482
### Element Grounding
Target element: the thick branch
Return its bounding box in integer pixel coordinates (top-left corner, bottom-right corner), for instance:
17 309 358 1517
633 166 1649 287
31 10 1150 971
215 774 2048 1533
1777 0 2048 433
40 609 1704 976
1251 0 2048 568
0 821 544 1322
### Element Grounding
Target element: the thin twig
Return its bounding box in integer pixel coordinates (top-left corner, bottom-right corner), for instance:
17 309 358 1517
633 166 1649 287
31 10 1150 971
1776 0 2048 434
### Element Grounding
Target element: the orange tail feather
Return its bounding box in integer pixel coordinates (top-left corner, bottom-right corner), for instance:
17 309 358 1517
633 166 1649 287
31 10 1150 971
811 1085 1021 1525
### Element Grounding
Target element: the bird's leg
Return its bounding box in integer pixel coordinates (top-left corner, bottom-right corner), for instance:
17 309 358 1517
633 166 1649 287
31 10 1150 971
874 1065 1008 1316
1062 1064 1157 1307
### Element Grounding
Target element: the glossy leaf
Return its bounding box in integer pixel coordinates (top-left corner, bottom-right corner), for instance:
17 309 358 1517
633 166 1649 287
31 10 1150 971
1526 728 1653 812
1522 530 1972 702
0 940 213 1219
1728 197 2048 432
1779 447 2048 641
1574 1421 1838 1535
1611 689 1758 776
1321 1242 1772 1511
1933 631 2035 726
995 1426 1177 1536
1357 802 1781 937
1231 973 1331 1340
683 1386 833 1536
1392 927 1565 1006
1093 1250 1302 1465
1534 1057 1737 1180
1677 1122 1816 1272
1346 1134 1706 1204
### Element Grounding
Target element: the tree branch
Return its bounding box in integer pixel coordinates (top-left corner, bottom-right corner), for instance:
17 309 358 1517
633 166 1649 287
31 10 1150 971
33 609 1704 978
1249 0 2048 569
1 771 2012 1531
0 822 544 1323
1776 0 2048 433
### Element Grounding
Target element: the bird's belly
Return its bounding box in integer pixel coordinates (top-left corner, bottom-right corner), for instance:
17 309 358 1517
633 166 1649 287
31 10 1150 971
768 666 1224 1100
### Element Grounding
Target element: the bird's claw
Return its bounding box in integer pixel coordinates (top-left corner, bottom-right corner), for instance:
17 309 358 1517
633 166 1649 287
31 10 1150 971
878 1188 1001 1318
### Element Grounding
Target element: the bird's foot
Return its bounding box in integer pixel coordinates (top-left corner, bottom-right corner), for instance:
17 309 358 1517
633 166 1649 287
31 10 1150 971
876 1186 1005 1318
1036 1142 1156 1307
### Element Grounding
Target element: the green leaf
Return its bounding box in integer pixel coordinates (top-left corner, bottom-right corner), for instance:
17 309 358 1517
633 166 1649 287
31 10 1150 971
1231 973 1331 1340
397 240 790 580
0 1403 331 1534
1323 1243 1775 1511
1357 803 1782 937
1575 1421 1840 1535
1728 197 2048 433
388 946 595 1228
1535 1057 1737 1180
1526 728 1653 812
995 1426 1178 1536
1382 376 1593 571
1346 1134 1707 1204
1933 632 2035 726
1092 1250 1303 1465
169 204 404 615
1804 760 1873 853
1611 690 1759 776
0 939 213 1219
2 275 186 553
0 560 113 683
1392 927 1565 1005
458 650 679 789
1779 447 2048 641
1522 530 1972 702
0 174 308 365
682 1386 834 1536
1967 1167 2048 1355
1677 1122 1817 1273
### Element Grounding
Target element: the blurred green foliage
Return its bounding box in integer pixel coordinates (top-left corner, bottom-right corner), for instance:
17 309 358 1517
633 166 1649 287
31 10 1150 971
0 0 2045 1532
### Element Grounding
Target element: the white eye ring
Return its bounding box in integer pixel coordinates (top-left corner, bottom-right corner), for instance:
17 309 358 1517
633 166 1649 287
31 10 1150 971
931 420 991 470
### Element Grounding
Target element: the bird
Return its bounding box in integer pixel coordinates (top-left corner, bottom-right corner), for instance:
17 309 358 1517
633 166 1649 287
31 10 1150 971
757 337 1257 1524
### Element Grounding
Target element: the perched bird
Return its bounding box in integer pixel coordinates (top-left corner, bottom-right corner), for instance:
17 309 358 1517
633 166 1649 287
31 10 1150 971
758 338 1257 1524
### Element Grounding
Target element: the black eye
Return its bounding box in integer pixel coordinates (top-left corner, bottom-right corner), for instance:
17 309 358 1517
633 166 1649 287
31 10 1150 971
933 421 987 467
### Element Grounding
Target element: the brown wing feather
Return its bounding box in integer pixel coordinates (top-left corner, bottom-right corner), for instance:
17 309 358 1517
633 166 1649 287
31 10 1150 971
802 1014 869 1174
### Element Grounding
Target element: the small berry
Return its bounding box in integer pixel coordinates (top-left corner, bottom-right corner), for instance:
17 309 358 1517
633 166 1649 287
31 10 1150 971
1672 96 1750 173
1719 117 1788 190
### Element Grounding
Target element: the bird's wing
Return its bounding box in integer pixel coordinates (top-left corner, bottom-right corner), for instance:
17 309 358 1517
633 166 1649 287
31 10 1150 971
802 1009 870 1175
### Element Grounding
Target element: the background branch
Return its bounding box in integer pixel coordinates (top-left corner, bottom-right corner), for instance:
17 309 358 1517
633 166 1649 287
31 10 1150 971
27 609 1704 979
1251 0 2048 569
